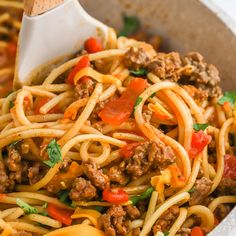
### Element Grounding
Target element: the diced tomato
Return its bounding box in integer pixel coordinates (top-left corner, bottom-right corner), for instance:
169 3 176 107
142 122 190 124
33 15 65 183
190 226 205 236
102 188 129 204
189 130 212 158
168 164 185 188
7 42 17 57
120 142 141 159
34 97 60 114
46 203 74 226
84 37 103 53
66 56 90 85
223 155 236 179
99 78 148 126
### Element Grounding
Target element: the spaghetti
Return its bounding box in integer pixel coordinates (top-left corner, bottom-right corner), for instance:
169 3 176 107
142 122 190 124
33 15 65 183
0 17 235 236
0 0 22 98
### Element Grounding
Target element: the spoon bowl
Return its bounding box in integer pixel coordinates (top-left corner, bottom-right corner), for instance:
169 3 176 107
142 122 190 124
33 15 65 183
15 0 108 87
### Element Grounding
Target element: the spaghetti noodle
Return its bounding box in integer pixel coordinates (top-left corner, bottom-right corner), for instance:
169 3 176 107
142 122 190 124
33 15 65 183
0 16 235 236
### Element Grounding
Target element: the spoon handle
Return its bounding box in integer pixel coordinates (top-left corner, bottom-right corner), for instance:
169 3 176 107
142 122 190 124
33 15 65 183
24 0 64 16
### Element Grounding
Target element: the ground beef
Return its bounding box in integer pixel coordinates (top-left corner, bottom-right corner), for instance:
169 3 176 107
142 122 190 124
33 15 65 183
214 204 231 221
7 148 21 172
189 177 213 206
125 141 176 179
148 52 182 82
0 161 13 193
75 78 95 100
98 205 130 236
181 52 221 98
123 47 150 70
69 177 97 201
152 205 180 233
107 166 129 186
6 148 29 184
83 162 110 190
125 205 140 220
217 178 236 195
28 162 47 185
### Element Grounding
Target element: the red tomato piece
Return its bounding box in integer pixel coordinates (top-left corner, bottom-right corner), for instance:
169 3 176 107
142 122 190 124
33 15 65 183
84 37 103 53
102 188 129 204
66 56 90 85
189 130 212 158
190 226 205 236
120 142 141 159
99 78 148 126
34 97 60 114
47 203 73 226
223 155 236 179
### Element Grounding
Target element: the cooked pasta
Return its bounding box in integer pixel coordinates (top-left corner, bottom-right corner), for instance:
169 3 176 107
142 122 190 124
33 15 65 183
0 0 22 98
0 10 235 236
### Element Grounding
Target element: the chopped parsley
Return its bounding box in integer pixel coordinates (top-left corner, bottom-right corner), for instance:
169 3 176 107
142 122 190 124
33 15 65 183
129 68 148 77
58 190 72 206
134 96 143 108
163 232 169 236
43 139 62 168
8 140 21 148
218 91 236 107
130 187 154 205
16 198 38 214
193 123 209 131
188 187 195 193
9 100 14 109
119 15 140 37
150 92 156 98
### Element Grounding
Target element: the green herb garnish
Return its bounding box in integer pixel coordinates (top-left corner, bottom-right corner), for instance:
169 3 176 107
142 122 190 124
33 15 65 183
150 92 156 98
134 96 143 108
218 91 236 107
163 232 169 236
188 187 195 193
119 15 140 37
94 206 106 213
58 190 71 206
129 68 148 77
16 198 38 214
9 100 14 109
8 140 21 148
43 139 62 167
130 187 154 205
193 123 209 131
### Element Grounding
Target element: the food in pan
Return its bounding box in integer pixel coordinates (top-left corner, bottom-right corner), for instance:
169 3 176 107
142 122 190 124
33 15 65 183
0 5 236 236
